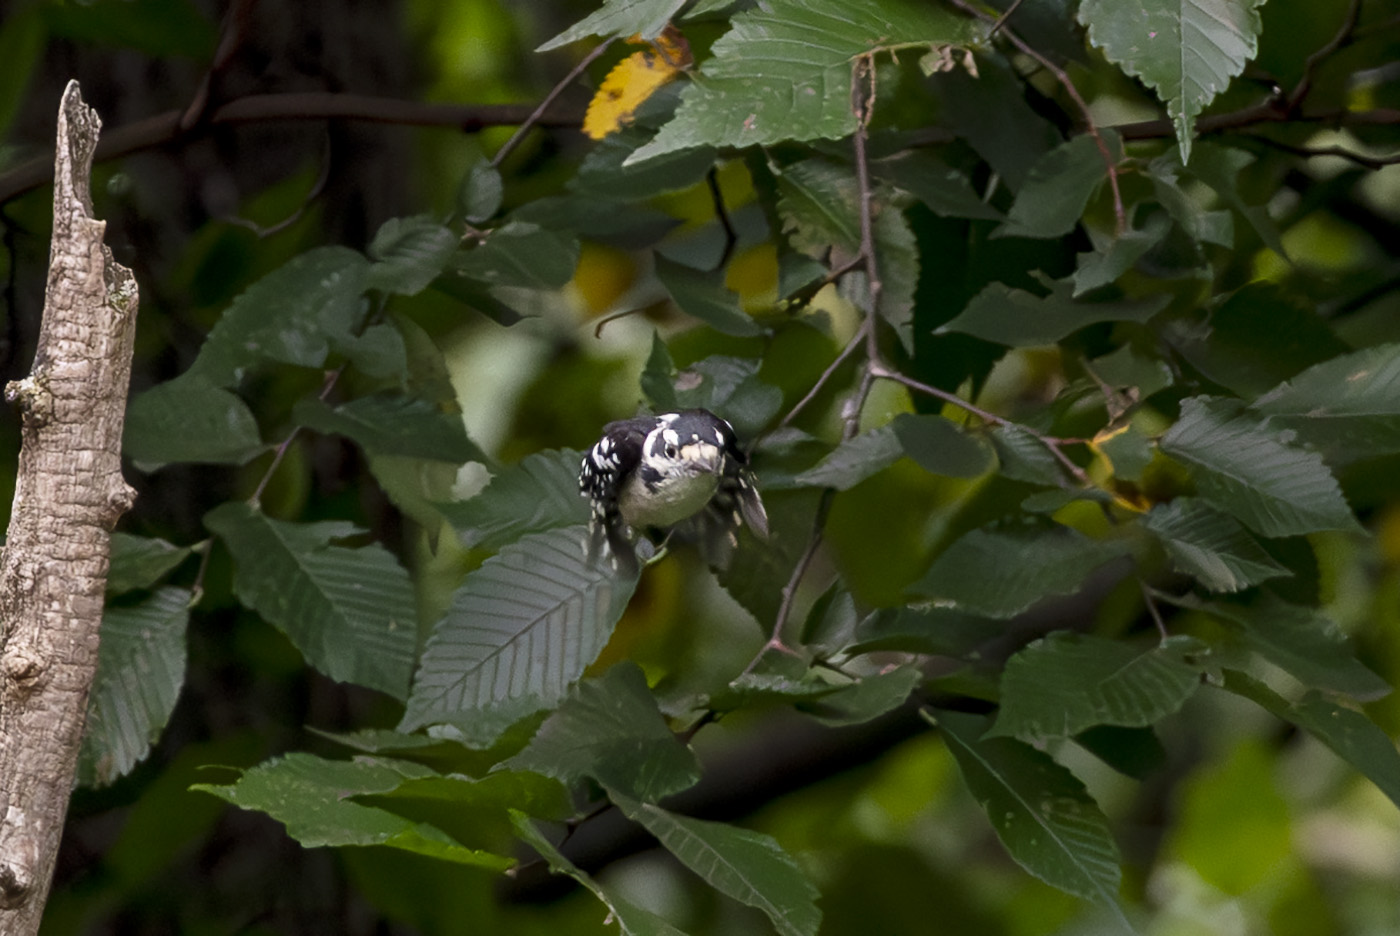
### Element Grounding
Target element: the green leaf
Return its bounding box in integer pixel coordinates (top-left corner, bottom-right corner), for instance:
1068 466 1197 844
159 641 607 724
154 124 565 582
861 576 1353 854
510 812 691 936
1078 0 1267 162
367 215 460 296
1160 396 1360 538
460 159 504 224
1223 671 1400 811
509 663 701 801
1073 212 1172 295
774 158 918 350
788 426 902 490
573 130 717 200
909 521 1129 618
293 393 483 463
998 133 1118 240
672 355 783 438
989 424 1066 486
124 373 265 467
805 666 921 727
192 753 512 870
873 151 1003 221
190 246 370 386
400 526 639 742
453 221 579 290
106 534 194 595
1254 344 1400 464
933 710 1125 910
1187 144 1288 258
641 331 680 412
537 0 688 49
654 255 764 337
377 769 574 825
933 55 1058 189
1210 597 1390 700
205 503 417 699
611 793 822 936
1162 282 1348 398
1148 157 1233 247
1143 498 1290 592
990 633 1205 740
939 280 1170 347
77 587 189 787
891 413 994 478
438 449 590 550
630 0 983 162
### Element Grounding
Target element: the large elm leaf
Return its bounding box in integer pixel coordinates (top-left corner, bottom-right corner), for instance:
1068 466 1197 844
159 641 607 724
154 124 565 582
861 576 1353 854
934 710 1127 912
510 812 690 936
998 133 1119 240
190 246 369 387
78 587 189 787
438 449 590 550
400 527 639 742
654 255 764 337
205 503 416 699
785 426 902 491
1207 597 1390 700
192 753 512 870
990 633 1206 740
939 280 1169 347
366 215 459 296
892 413 994 478
452 221 579 290
909 521 1129 618
1078 0 1267 163
509 662 701 802
774 158 919 350
538 0 688 49
1143 498 1290 592
612 793 822 936
630 0 984 162
106 534 194 595
1223 671 1400 811
1254 344 1400 464
293 393 483 463
1160 397 1360 538
124 373 265 467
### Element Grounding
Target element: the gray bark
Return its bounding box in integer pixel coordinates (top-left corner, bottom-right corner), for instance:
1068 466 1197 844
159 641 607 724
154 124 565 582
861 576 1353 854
0 81 139 935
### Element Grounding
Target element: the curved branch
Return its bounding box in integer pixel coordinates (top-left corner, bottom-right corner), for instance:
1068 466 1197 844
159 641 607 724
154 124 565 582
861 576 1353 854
0 93 582 205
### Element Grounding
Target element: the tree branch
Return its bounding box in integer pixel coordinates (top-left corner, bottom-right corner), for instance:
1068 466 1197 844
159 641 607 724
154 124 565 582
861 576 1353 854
0 93 582 205
0 81 139 936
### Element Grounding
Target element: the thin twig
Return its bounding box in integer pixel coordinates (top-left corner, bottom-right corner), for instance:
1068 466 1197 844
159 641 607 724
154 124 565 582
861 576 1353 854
988 0 1028 37
1138 578 1170 641
869 365 1091 486
492 38 615 169
250 366 344 506
1243 133 1400 171
221 134 334 237
776 317 870 430
592 305 646 338
948 0 1126 236
745 57 885 670
1287 0 1363 112
706 168 738 270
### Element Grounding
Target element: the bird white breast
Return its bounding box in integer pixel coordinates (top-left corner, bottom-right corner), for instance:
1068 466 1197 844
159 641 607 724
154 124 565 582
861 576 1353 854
618 468 720 530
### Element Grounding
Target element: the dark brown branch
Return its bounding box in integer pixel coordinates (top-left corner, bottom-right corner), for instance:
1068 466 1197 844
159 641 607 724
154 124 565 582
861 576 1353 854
0 93 581 205
1287 0 1363 112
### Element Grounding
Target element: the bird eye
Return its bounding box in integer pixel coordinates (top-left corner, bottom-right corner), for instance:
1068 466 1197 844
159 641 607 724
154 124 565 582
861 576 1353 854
664 444 678 458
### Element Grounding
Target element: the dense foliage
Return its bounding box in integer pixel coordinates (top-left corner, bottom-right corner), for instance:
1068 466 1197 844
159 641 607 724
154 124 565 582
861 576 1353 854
3 0 1400 933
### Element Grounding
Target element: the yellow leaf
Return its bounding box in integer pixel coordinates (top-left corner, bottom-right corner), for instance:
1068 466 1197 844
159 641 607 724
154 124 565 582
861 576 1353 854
583 27 692 140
